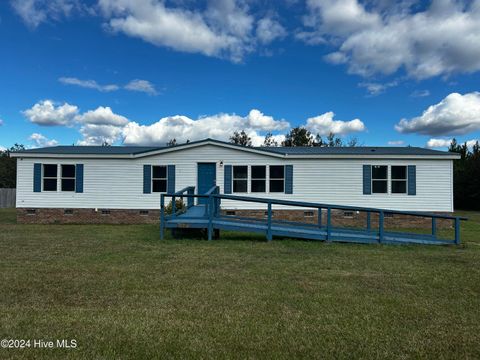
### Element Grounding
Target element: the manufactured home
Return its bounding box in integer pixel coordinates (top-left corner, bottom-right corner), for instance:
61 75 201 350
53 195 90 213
11 138 459 225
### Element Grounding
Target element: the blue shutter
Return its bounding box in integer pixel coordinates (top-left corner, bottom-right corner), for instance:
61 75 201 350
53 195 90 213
75 164 84 193
167 165 175 194
408 165 416 195
224 165 232 194
285 165 293 194
33 163 42 192
143 165 151 194
363 165 372 195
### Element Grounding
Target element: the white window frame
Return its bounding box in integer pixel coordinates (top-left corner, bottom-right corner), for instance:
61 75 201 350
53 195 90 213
42 164 58 192
371 165 388 194
251 165 267 193
232 165 248 193
61 164 76 192
391 165 408 195
152 165 168 193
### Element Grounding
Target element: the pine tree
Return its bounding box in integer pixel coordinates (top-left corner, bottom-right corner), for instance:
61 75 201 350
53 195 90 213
229 131 252 146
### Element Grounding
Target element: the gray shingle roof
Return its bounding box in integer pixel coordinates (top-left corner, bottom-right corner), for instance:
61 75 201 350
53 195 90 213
261 146 450 156
16 145 161 155
12 138 454 157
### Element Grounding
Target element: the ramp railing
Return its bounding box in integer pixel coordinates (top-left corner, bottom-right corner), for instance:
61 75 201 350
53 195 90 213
160 189 467 245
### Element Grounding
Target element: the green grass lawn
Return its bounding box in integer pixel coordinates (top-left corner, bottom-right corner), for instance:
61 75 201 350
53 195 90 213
0 209 479 359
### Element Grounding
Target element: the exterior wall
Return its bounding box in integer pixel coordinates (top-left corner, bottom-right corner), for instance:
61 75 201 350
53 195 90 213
16 144 454 212
17 208 452 229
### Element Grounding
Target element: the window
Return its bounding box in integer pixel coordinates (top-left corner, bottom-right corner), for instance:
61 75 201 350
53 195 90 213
372 165 387 193
64 209 73 215
344 211 354 218
101 209 110 215
391 166 407 194
384 212 394 218
152 166 167 193
233 166 248 193
226 211 236 216
61 165 76 192
269 165 285 193
43 164 57 191
304 211 314 217
139 210 149 216
251 166 266 192
26 209 36 215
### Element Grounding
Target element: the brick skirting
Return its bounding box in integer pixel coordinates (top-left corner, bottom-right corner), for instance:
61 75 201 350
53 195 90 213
17 207 452 229
17 208 160 224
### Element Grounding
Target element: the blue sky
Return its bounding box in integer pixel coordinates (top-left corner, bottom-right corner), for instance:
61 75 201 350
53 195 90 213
0 0 480 149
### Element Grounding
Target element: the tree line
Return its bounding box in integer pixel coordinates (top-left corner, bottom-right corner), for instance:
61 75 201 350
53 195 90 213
229 127 360 147
448 139 480 210
0 144 25 188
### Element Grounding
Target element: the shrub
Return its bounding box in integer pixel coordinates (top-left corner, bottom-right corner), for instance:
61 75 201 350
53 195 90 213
165 198 186 215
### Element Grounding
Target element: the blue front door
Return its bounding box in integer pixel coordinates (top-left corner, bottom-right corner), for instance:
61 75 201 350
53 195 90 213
197 163 216 204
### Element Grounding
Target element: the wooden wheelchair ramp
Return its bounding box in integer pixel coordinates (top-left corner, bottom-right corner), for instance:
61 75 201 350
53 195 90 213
160 186 466 245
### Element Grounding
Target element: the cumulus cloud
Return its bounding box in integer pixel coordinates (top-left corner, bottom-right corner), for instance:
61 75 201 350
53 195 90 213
305 111 365 136
23 99 366 146
75 106 129 126
77 124 124 146
98 0 249 62
0 145 6 152
427 138 479 148
0 118 4 126
300 0 480 79
98 0 284 62
59 77 119 92
29 133 59 147
124 79 158 95
395 92 480 136
22 99 294 146
23 100 79 126
22 101 129 145
122 109 290 146
388 140 405 146
246 109 289 131
11 0 79 28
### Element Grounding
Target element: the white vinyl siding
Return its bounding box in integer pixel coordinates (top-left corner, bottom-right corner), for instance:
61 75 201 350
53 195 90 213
15 144 454 212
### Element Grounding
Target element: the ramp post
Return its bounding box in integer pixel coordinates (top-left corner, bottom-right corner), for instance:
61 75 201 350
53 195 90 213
208 195 213 241
431 217 437 238
379 211 384 243
266 202 272 241
366 211 371 231
172 195 176 219
318 208 322 228
187 187 194 208
454 217 460 245
326 207 332 241
160 194 165 240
